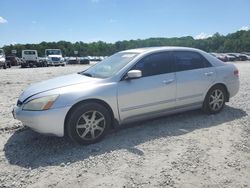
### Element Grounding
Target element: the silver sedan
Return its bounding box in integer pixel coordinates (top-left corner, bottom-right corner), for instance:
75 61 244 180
13 47 239 144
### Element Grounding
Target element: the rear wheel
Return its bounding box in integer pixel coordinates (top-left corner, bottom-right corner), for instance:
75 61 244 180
203 85 226 114
66 102 111 145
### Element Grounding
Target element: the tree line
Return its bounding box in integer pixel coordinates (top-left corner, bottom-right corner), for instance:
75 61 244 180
2 30 250 57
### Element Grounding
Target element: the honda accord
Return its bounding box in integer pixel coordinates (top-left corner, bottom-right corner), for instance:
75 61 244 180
13 47 239 144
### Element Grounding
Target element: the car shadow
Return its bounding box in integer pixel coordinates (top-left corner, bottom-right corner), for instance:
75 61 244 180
4 105 247 169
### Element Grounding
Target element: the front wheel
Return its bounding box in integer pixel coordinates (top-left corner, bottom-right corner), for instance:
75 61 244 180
203 85 226 114
66 102 111 145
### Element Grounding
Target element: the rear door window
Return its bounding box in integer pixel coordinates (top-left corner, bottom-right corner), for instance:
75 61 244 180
173 51 211 72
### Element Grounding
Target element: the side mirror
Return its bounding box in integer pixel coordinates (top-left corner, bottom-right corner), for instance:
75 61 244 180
126 70 142 79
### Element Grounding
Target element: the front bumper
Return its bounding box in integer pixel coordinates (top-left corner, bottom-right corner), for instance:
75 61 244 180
12 105 71 137
48 61 65 66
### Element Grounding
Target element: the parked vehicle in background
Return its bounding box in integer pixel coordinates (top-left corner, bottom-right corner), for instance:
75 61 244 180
0 49 7 69
79 57 90 64
94 56 103 61
87 56 94 61
45 49 65 66
99 56 105 61
38 57 48 67
87 56 105 61
227 53 248 61
241 52 250 60
21 50 39 68
210 53 228 62
67 57 79 64
16 57 23 66
6 56 22 66
223 54 236 62
13 47 240 144
210 52 249 62
5 56 15 67
64 57 70 62
238 53 248 61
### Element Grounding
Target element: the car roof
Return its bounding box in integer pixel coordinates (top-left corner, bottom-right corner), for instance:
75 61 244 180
120 46 225 67
121 46 203 54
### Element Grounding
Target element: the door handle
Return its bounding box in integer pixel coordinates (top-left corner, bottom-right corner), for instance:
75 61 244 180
204 72 214 76
163 79 174 85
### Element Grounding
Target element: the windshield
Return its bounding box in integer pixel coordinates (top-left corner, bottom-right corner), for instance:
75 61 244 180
81 52 138 78
46 50 62 56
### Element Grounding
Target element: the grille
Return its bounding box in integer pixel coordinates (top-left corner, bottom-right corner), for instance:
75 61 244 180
51 57 60 62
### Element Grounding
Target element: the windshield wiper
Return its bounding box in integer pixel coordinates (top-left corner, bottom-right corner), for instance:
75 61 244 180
80 72 93 77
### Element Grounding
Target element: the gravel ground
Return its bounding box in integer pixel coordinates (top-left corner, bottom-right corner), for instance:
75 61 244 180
0 62 249 188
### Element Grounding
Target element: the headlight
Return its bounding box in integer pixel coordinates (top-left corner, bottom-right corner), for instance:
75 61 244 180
23 95 59 111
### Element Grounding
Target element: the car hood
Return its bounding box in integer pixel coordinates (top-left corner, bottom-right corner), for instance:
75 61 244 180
19 73 100 102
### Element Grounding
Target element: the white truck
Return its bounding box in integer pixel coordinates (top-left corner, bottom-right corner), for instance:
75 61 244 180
45 49 65 66
21 50 39 68
0 49 7 69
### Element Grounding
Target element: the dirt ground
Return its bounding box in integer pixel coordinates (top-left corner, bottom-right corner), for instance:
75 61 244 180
0 62 249 188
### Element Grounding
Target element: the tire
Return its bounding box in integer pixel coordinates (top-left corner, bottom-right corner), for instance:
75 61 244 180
3 64 6 69
202 85 226 114
66 102 111 145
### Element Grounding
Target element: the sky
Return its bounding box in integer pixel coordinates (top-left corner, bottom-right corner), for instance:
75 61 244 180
0 0 250 47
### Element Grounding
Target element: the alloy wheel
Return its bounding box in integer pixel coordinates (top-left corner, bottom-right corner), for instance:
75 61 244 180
209 89 224 111
76 110 106 140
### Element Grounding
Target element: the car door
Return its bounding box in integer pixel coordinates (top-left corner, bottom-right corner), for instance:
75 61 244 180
173 51 216 107
117 52 176 122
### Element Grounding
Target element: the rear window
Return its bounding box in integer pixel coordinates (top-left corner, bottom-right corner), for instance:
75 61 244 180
24 51 36 55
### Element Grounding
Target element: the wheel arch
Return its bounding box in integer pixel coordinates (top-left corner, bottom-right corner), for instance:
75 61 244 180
206 83 229 102
64 98 115 136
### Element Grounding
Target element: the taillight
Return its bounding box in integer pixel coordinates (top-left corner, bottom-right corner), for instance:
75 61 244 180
234 70 239 77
